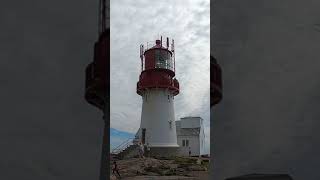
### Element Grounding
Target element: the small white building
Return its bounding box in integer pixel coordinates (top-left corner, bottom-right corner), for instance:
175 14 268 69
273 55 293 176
133 116 205 157
175 116 205 156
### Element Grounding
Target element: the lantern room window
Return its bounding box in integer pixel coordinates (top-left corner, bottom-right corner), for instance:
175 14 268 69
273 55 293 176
155 49 173 71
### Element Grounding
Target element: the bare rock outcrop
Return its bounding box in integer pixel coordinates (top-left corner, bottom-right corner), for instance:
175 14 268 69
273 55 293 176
110 157 209 179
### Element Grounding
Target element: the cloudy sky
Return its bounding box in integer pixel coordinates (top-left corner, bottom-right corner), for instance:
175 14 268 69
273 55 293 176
110 0 210 154
211 0 320 179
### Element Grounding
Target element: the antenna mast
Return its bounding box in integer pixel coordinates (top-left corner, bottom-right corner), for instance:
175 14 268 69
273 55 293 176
140 44 144 71
172 39 175 72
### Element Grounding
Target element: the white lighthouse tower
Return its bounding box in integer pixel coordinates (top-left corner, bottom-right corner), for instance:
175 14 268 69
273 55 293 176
136 37 180 156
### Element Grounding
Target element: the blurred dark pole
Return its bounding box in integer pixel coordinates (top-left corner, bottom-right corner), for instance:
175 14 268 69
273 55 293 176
210 55 223 107
84 0 109 178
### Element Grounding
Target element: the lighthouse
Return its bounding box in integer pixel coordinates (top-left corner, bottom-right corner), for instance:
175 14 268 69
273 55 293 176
136 37 180 156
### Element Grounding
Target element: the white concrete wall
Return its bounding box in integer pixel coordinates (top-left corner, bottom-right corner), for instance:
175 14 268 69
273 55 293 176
199 128 205 155
176 117 205 156
177 135 200 156
139 89 178 147
199 119 205 155
180 117 202 128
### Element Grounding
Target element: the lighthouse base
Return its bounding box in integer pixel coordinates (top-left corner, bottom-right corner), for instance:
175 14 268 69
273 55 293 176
149 147 179 158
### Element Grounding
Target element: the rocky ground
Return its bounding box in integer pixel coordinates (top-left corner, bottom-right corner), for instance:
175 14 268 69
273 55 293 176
110 157 209 180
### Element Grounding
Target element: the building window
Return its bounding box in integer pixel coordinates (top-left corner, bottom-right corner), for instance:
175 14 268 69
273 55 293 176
182 139 189 147
168 119 173 129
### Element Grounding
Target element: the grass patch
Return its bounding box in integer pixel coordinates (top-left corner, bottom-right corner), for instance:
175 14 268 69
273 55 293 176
156 156 176 160
201 160 209 169
174 157 197 164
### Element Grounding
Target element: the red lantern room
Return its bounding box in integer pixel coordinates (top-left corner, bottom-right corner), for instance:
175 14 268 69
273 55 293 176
137 37 179 96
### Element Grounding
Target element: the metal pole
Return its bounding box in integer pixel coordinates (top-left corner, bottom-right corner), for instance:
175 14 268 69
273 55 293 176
99 103 109 180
